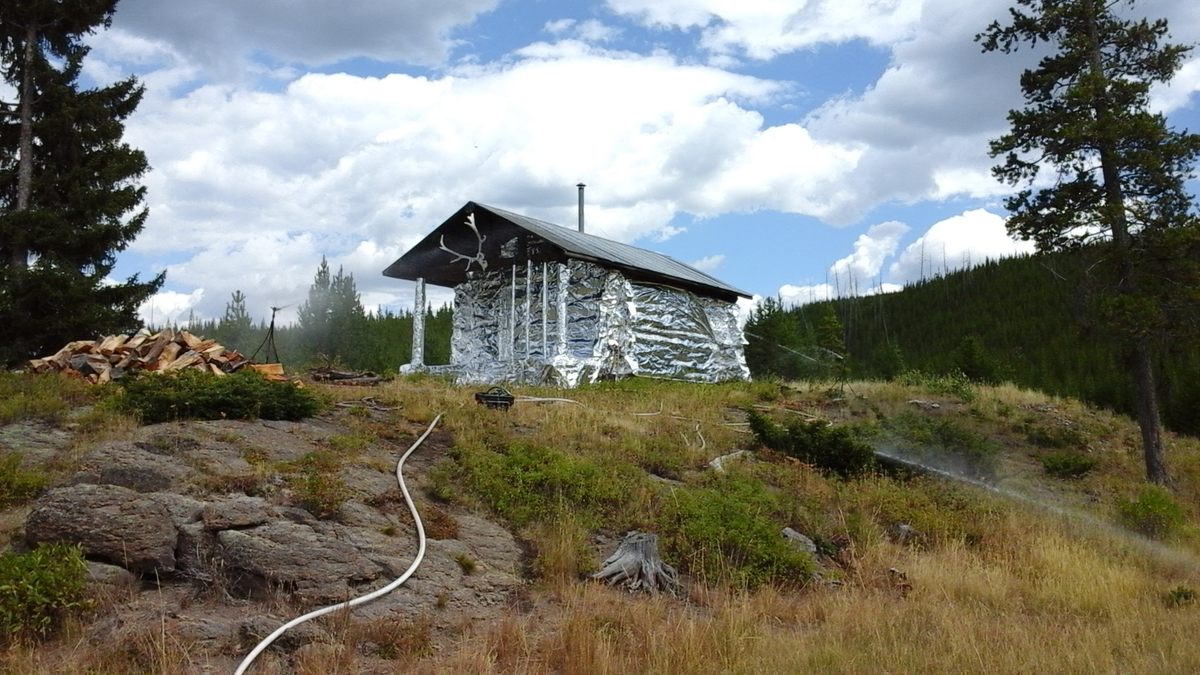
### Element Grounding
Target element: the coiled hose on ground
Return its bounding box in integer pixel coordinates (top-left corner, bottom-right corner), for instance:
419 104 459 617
234 413 443 674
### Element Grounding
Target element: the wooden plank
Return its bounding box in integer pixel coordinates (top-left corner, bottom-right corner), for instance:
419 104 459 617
248 363 285 377
208 363 227 376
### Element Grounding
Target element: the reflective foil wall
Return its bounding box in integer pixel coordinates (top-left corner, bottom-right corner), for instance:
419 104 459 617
450 259 748 386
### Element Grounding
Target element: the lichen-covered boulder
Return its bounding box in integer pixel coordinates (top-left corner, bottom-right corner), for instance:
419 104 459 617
25 484 178 574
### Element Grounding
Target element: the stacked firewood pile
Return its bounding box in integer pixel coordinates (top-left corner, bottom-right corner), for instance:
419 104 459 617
27 329 250 384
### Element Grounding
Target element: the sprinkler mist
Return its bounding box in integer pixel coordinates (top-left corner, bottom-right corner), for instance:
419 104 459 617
871 444 1200 572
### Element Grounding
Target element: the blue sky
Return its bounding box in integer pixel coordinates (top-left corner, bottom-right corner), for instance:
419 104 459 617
81 0 1200 325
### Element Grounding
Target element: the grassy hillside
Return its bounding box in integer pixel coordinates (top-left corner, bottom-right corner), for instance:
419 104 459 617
3 373 1200 672
748 250 1200 435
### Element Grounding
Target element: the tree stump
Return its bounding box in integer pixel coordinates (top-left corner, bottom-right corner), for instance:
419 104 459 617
591 531 679 595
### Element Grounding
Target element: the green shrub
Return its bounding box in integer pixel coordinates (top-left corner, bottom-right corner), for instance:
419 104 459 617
0 543 91 642
748 411 875 478
0 452 48 507
1166 585 1196 607
896 369 976 401
1026 424 1088 449
657 473 814 588
286 451 349 518
885 412 999 479
458 443 631 527
1040 452 1098 479
117 369 319 423
1118 486 1185 539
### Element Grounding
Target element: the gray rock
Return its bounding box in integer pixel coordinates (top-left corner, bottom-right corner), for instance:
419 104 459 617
782 527 818 555
147 492 206 528
0 421 71 467
72 440 194 492
86 560 138 588
888 522 918 545
201 495 276 531
176 522 217 578
25 484 179 574
94 465 173 492
240 615 329 652
215 521 384 602
177 616 239 645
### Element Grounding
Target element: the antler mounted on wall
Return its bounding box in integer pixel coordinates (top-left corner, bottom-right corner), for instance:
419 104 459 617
439 213 489 272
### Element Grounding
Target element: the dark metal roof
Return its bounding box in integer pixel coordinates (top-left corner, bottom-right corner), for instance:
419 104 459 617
382 202 751 301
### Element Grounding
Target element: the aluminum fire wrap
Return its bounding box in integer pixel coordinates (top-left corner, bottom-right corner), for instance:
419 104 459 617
450 259 748 387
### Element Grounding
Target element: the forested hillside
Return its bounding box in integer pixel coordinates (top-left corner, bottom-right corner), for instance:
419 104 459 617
746 250 1200 435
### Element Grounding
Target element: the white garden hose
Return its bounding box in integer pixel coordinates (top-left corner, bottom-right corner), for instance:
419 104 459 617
234 413 443 674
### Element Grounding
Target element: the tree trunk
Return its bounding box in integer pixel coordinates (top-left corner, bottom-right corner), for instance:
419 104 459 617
591 531 679 595
1085 12 1170 486
12 22 37 271
1130 343 1170 485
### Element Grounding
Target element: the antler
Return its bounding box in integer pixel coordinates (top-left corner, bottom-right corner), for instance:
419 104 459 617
438 213 488 272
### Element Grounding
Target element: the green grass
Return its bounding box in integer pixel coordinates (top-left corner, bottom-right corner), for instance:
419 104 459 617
0 372 100 424
0 452 49 507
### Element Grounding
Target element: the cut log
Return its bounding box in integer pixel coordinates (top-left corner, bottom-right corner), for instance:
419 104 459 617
124 329 152 351
163 350 203 372
97 334 127 354
178 331 204 350
157 342 183 367
591 531 679 595
141 332 171 363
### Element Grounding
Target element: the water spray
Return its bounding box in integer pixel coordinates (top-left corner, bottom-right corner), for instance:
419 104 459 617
871 444 1200 571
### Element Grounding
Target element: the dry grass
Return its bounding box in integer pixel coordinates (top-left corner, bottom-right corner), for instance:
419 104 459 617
7 374 1200 673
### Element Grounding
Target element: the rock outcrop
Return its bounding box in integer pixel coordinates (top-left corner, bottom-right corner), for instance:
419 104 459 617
26 484 179 574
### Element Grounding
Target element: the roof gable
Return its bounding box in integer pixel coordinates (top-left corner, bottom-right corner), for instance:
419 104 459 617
382 202 750 301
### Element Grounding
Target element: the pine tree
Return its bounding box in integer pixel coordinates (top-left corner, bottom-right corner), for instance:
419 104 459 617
0 0 162 364
296 258 366 364
815 305 849 380
978 0 1200 484
219 290 254 352
297 257 334 360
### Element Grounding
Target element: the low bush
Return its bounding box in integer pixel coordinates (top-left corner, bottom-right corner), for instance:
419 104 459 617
0 452 48 507
1118 486 1185 539
458 443 633 527
117 369 319 423
1040 452 1098 479
896 369 976 401
657 473 814 588
885 412 999 479
748 411 875 478
0 543 91 642
1026 424 1088 449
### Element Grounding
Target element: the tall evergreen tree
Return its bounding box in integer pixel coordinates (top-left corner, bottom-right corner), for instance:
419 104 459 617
297 257 334 359
0 0 162 364
296 257 366 364
218 290 254 352
978 0 1200 484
